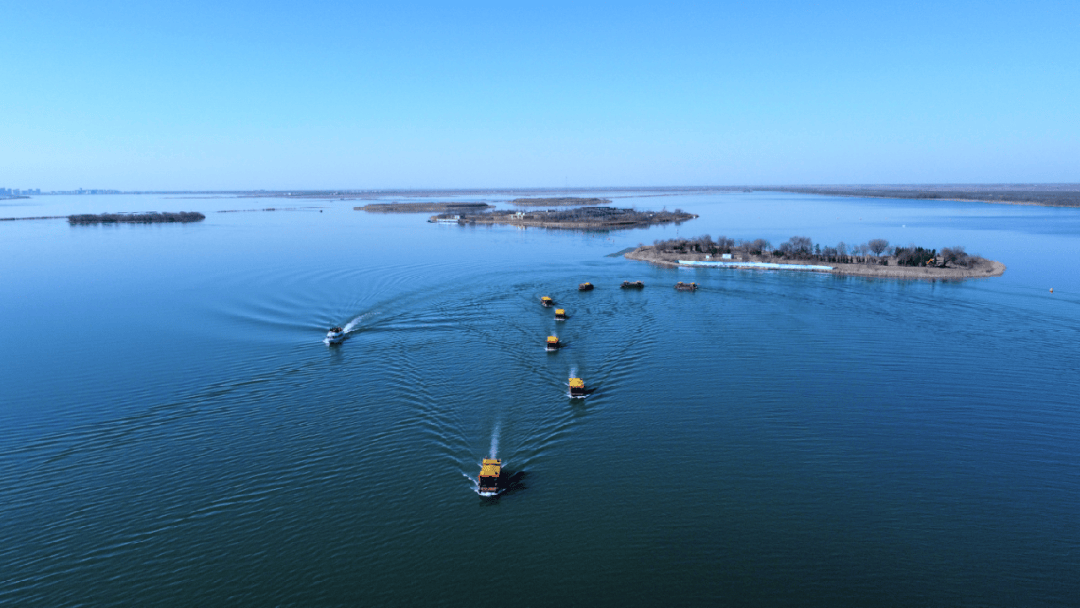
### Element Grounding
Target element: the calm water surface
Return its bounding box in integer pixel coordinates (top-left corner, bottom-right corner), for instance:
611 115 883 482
2 192 1078 606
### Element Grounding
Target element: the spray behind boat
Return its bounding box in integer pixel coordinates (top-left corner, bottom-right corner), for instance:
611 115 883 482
478 422 502 496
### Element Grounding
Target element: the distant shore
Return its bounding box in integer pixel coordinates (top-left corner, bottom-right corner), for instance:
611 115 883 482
509 197 611 206
626 247 1005 279
765 185 1080 208
357 202 493 213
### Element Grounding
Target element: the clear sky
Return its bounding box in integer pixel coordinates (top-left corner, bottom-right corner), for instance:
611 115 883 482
2 0 1077 190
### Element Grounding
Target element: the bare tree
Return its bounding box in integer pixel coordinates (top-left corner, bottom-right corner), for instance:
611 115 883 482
869 238 889 256
941 246 969 267
779 236 813 258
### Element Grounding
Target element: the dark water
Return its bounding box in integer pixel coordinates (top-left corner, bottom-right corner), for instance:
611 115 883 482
2 192 1079 606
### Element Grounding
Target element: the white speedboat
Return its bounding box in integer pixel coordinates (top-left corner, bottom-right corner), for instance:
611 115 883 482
325 326 346 344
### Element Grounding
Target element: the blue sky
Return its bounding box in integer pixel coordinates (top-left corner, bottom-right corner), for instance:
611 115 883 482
2 0 1076 189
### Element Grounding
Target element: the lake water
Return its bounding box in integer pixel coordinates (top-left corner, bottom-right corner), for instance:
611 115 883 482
2 191 1078 606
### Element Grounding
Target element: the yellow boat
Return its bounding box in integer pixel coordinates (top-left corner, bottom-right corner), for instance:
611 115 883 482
578 282 594 291
569 377 587 397
555 308 567 320
478 458 501 496
546 335 561 350
541 296 555 307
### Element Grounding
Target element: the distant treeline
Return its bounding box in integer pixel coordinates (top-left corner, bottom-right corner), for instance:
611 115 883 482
769 186 1080 207
218 207 314 213
67 212 206 225
0 215 66 222
653 235 986 268
358 202 493 213
509 197 612 206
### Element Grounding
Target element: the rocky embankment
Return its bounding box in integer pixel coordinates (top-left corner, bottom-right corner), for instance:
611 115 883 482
625 247 1005 279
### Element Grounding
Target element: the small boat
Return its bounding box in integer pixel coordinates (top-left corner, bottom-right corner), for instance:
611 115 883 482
578 282 594 291
478 458 501 496
554 308 567 321
569 377 587 397
621 281 645 289
541 296 555 307
674 282 698 291
546 335 562 350
325 326 346 344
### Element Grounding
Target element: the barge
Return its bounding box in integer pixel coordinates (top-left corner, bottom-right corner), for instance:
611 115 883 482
674 282 698 291
478 458 501 496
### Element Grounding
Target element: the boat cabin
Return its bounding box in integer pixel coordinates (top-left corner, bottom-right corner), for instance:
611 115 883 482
569 377 587 397
479 458 501 495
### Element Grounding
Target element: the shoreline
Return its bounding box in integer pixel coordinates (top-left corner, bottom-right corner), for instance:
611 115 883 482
625 247 1006 280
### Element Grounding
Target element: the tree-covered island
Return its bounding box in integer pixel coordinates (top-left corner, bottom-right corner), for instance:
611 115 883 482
431 206 697 230
627 235 1005 279
67 212 206 224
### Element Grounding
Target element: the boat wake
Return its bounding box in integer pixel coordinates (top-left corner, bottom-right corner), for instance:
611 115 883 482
323 310 380 344
489 421 500 460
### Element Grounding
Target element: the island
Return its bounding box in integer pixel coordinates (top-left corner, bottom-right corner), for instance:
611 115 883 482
509 197 612 206
355 202 493 213
430 206 697 230
626 235 1005 279
67 212 206 225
